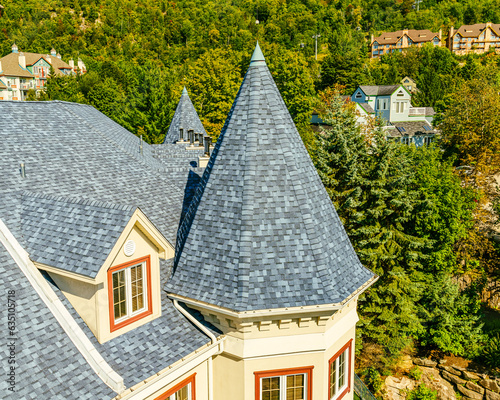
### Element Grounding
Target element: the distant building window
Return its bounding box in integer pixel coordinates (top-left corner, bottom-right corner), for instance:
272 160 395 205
355 92 362 99
255 367 313 400
433 37 440 45
108 255 152 332
329 340 352 400
373 43 379 49
395 101 406 113
377 99 389 110
424 136 433 145
155 374 195 400
402 136 410 144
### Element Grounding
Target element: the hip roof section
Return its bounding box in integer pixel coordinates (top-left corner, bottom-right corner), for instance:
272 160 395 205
167 44 375 312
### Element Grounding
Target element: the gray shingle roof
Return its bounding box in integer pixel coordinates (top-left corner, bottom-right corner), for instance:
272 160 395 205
166 44 375 312
358 102 375 114
388 121 437 137
21 192 136 278
0 100 188 248
46 258 217 389
163 87 206 143
0 243 115 399
359 85 400 96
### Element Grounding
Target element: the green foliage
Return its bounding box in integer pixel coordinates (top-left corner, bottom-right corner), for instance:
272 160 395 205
363 367 383 394
408 366 422 381
480 334 500 370
407 384 438 400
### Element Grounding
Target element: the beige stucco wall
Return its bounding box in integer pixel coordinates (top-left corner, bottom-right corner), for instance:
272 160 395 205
209 301 359 400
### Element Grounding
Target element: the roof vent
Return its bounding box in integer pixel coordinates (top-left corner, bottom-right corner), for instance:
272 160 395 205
188 129 194 147
20 163 26 178
204 136 212 156
11 43 18 53
124 240 136 257
179 128 185 141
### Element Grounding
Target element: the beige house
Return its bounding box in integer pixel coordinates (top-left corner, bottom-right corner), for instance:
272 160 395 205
448 23 500 55
0 44 376 399
370 29 442 58
0 44 86 100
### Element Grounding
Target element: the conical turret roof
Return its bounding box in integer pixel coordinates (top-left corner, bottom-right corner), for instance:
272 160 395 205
163 87 206 144
166 44 375 312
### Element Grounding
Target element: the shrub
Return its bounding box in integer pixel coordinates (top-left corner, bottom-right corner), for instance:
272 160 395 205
409 366 422 381
407 384 438 400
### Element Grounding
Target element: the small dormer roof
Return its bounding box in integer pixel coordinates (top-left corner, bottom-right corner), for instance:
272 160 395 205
166 44 376 312
163 87 206 143
21 192 137 278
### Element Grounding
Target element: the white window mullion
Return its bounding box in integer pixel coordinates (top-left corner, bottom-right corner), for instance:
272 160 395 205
125 267 132 318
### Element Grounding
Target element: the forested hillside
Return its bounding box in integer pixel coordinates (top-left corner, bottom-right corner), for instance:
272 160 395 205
1 0 500 378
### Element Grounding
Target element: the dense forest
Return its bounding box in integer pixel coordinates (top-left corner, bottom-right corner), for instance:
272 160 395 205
1 0 500 384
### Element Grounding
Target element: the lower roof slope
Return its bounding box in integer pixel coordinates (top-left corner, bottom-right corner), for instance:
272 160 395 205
166 44 375 312
0 243 115 399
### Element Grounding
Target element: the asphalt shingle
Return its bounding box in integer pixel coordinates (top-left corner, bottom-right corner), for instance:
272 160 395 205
166 44 376 312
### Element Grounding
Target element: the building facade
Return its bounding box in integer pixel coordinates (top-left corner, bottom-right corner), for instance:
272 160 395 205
0 44 86 100
370 29 442 58
0 44 376 399
448 23 500 55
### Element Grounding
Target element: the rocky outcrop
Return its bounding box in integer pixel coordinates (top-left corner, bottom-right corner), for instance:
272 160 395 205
383 357 499 400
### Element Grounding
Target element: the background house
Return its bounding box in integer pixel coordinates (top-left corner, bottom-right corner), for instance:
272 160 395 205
448 23 500 55
370 29 442 58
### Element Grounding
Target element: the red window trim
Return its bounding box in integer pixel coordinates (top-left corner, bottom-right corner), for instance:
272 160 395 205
254 366 314 400
328 339 353 400
107 255 153 332
154 373 196 400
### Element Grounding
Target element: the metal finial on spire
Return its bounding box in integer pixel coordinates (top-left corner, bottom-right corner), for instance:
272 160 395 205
182 86 188 95
250 41 266 66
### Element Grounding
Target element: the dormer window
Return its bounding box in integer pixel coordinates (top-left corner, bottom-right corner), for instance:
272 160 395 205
355 92 362 99
108 255 152 332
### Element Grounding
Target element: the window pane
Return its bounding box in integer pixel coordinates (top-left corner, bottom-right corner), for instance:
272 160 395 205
338 352 346 389
175 385 189 400
113 270 126 319
330 360 337 397
262 377 280 400
286 374 305 400
131 264 144 312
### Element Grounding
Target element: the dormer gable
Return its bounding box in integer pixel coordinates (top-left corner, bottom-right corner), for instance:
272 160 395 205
21 192 173 343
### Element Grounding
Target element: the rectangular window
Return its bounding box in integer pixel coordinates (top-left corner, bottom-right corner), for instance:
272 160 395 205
255 366 313 400
329 340 352 400
107 255 152 332
155 374 195 400
395 101 406 113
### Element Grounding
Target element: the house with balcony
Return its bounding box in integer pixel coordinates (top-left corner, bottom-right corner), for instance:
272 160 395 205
0 44 376 400
370 29 442 58
0 44 86 100
448 23 500 55
351 84 437 146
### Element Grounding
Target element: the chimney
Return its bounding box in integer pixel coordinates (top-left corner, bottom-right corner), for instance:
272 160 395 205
198 136 212 168
18 52 26 69
77 58 86 73
56 53 61 59
139 135 143 155
371 34 374 43
449 27 454 49
11 43 18 53
69 59 74 71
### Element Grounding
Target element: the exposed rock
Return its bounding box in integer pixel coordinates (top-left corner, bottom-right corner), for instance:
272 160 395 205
439 359 448 365
467 382 486 394
413 358 438 368
486 390 500 400
463 371 481 381
441 366 464 376
480 380 500 394
399 355 413 370
420 366 456 400
457 384 484 400
385 376 414 400
442 370 467 385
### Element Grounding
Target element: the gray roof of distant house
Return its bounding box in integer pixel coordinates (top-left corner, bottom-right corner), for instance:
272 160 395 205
359 85 400 96
358 102 375 114
163 87 206 143
166 44 375 312
47 258 217 389
0 243 115 399
21 192 136 278
388 121 437 137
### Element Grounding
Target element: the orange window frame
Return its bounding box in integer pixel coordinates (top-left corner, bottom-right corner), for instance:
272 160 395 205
107 255 153 332
328 339 353 400
254 366 314 400
154 374 196 400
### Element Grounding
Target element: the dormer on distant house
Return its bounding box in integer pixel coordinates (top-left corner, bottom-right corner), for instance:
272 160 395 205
401 76 417 93
448 22 500 55
21 192 174 343
351 84 437 146
0 44 84 100
371 29 442 58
